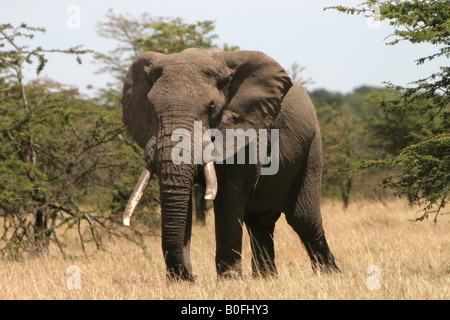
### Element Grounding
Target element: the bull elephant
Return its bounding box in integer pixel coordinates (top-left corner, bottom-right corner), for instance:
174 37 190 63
121 48 339 281
192 184 207 224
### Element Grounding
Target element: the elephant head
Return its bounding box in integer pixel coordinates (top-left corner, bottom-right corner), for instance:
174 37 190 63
121 48 292 280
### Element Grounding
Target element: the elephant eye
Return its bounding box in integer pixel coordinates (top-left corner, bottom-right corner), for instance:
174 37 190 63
208 102 216 114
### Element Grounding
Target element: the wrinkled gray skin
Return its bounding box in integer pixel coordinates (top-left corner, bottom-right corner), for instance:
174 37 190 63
122 48 339 281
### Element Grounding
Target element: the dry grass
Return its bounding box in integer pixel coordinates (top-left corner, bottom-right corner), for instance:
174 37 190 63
0 199 448 300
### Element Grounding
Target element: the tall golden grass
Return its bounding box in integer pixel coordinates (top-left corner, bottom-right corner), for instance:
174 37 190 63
0 199 448 300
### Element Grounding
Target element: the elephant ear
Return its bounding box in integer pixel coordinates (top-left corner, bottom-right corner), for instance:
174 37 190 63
219 50 292 132
122 51 162 149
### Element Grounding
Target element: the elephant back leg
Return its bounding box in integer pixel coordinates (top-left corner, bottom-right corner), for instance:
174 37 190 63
244 211 281 277
285 136 340 273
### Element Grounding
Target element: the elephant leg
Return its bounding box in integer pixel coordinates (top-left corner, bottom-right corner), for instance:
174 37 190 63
286 211 339 273
214 164 257 278
285 140 340 273
192 184 207 225
183 193 194 276
214 202 244 278
245 211 281 277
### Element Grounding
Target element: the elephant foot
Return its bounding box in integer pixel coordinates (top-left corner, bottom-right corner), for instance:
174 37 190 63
166 267 197 282
311 261 341 274
216 261 243 280
251 265 278 278
310 251 341 274
250 255 278 278
164 248 196 282
217 271 242 280
304 236 341 274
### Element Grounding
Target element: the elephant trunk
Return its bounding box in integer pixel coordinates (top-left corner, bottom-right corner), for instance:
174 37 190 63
159 170 194 280
123 115 218 281
156 126 197 280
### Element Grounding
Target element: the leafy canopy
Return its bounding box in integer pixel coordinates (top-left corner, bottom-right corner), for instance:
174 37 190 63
0 23 146 257
327 0 449 222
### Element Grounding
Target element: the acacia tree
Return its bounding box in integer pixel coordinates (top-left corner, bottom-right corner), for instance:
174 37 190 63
313 87 386 207
0 24 146 257
319 107 366 208
95 10 238 83
328 0 449 222
287 62 314 87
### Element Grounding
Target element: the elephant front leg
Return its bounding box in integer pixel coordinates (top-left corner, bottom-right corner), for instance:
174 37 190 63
214 205 243 278
214 164 257 278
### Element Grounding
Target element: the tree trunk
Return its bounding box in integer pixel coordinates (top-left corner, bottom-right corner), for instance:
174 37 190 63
33 209 49 255
340 177 352 210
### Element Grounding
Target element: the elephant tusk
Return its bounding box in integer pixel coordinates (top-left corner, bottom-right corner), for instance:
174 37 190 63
123 166 152 226
204 161 218 200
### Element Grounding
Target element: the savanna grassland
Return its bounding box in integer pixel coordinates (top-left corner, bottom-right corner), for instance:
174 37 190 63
0 199 448 300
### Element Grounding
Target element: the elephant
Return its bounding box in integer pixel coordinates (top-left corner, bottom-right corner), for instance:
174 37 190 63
121 48 339 281
192 184 207 224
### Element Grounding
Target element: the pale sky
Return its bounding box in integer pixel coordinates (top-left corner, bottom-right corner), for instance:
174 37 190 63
0 0 445 95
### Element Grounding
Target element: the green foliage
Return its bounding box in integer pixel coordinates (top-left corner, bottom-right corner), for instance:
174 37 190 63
366 88 443 156
361 132 449 220
137 18 218 53
328 0 449 221
318 107 364 207
0 24 148 257
312 86 388 206
95 10 238 83
0 24 89 79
